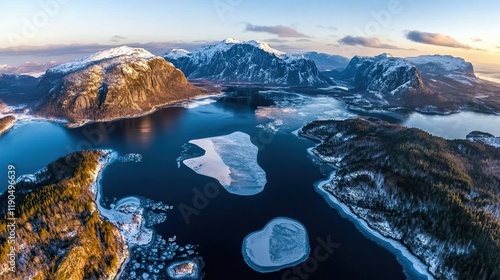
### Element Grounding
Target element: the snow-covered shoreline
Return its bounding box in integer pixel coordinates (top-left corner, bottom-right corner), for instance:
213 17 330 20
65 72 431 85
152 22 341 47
90 151 154 246
88 150 158 278
314 171 435 280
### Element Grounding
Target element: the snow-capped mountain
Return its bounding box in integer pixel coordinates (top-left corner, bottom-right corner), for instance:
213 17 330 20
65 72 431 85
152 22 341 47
343 54 429 97
405 55 478 86
164 38 333 87
47 46 156 75
302 52 350 71
333 53 500 114
36 46 203 126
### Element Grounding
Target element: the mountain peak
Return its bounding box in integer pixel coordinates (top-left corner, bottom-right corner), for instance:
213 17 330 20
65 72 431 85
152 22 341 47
210 38 286 57
48 46 155 74
222 38 241 44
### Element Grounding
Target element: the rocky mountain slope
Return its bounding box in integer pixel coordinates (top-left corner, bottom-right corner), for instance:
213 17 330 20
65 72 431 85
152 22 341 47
35 46 204 126
164 38 332 87
300 118 500 280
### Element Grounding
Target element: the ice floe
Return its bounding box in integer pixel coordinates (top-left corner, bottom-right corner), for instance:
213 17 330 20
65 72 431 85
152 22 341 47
117 153 143 163
242 217 310 273
255 90 355 133
182 98 218 109
182 131 267 196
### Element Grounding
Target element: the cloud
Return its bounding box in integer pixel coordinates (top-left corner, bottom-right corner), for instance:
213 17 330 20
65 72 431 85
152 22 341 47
471 37 483 42
0 41 214 58
405 30 471 49
110 35 127 42
265 38 288 43
316 25 338 31
338 36 402 49
245 24 309 38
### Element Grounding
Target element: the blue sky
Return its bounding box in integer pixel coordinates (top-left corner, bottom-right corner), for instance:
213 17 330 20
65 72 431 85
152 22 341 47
1 0 499 65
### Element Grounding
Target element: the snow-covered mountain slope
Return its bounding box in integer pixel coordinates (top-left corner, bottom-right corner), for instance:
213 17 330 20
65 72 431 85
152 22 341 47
331 54 500 114
36 46 203 126
342 54 429 97
405 55 478 85
302 52 350 71
48 46 156 75
164 39 333 87
406 55 475 77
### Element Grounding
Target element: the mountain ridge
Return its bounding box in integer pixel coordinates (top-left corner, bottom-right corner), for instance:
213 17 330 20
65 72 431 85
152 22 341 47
164 39 333 87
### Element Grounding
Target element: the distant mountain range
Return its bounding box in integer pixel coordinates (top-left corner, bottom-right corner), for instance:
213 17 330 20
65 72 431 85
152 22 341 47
164 38 333 87
1 41 500 127
0 61 58 77
329 53 500 114
302 51 350 71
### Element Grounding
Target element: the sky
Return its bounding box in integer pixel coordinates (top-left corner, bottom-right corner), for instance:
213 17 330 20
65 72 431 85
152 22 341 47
1 0 500 66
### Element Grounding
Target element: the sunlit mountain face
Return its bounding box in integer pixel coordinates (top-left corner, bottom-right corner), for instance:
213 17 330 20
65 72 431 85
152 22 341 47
1 1 499 280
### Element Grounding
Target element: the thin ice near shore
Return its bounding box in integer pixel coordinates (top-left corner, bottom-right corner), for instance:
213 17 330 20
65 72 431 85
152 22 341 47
312 161 435 280
90 151 153 246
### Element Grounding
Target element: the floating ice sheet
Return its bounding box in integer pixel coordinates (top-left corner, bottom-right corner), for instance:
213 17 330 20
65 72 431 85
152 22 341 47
242 217 310 273
255 90 355 133
182 131 267 196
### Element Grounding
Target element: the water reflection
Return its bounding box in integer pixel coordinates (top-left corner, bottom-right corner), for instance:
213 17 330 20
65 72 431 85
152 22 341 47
67 107 186 149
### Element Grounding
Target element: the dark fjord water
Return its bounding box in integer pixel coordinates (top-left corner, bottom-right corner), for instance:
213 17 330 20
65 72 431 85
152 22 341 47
2 89 500 280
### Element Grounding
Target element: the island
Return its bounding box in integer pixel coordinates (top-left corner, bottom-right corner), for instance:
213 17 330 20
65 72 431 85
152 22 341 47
0 115 15 136
299 118 500 279
182 131 267 196
0 151 127 279
166 259 201 280
242 217 310 273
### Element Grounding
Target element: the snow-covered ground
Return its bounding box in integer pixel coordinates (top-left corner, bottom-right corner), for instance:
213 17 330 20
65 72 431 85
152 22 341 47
242 217 310 273
90 151 153 246
182 131 267 196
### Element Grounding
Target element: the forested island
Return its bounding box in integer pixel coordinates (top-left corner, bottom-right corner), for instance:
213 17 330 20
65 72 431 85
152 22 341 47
300 118 500 280
0 151 126 279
